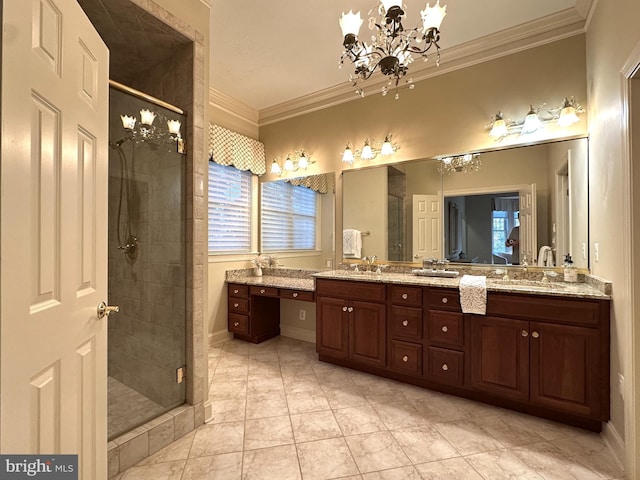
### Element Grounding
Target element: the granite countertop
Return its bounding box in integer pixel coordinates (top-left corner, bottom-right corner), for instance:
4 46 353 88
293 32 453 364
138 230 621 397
226 274 315 292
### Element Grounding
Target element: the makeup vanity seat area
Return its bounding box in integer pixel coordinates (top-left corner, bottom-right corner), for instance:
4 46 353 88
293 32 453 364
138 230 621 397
314 277 610 432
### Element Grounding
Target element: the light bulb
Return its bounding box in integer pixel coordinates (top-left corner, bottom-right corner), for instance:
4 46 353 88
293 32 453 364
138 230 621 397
283 157 294 171
139 109 156 126
339 10 363 38
270 160 282 175
521 106 542 134
489 113 508 139
297 153 308 169
421 0 447 31
380 136 394 156
342 145 354 164
361 141 375 160
121 115 136 130
167 119 181 135
558 99 579 127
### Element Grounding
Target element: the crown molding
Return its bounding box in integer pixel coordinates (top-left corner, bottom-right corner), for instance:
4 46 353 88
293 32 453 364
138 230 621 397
209 86 259 127
575 0 598 31
258 7 586 127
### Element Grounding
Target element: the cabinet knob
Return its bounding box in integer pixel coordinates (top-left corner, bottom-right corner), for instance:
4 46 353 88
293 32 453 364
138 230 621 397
292 292 298 298
233 303 239 308
233 289 239 294
402 293 408 300
441 325 448 333
233 322 239 327
402 355 409 362
348 307 354 313
532 331 540 339
441 297 448 304
402 320 409 327
521 330 528 337
442 363 449 371
260 289 265 294
342 306 348 312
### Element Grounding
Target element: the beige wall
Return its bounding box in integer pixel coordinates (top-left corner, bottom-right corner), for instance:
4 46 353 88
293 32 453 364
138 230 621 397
586 0 640 473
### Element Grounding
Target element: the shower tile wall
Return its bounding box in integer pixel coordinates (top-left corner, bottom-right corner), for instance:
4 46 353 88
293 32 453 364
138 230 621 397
108 88 186 413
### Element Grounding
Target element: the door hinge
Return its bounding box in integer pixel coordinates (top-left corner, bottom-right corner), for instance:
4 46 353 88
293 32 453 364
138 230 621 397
176 366 186 384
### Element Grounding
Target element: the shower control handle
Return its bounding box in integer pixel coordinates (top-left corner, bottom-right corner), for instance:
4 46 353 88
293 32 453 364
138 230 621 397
97 301 119 319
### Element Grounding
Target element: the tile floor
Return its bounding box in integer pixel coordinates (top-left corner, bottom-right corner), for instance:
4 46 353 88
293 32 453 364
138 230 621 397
108 376 165 440
115 336 624 479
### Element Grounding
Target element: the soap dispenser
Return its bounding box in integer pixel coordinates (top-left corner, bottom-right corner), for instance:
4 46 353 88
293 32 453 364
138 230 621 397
563 254 578 283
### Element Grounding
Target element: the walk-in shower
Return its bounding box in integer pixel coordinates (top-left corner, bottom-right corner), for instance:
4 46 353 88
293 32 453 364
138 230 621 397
107 83 187 440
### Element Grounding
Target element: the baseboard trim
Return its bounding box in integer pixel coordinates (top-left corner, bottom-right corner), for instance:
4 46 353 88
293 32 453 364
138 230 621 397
209 330 232 347
280 325 316 344
602 421 625 470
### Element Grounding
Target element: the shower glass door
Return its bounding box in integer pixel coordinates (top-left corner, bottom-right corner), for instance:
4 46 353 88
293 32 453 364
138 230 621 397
107 86 186 440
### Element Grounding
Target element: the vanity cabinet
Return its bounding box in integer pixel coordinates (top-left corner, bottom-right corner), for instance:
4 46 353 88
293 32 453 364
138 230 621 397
470 292 608 424
316 279 386 368
388 285 423 375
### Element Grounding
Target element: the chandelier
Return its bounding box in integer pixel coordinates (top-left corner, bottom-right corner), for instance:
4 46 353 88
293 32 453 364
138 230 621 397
339 0 447 99
115 109 185 153
437 153 481 174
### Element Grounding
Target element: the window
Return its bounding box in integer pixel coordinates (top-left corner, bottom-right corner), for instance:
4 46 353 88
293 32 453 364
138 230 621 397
492 210 519 255
261 182 317 251
208 162 252 253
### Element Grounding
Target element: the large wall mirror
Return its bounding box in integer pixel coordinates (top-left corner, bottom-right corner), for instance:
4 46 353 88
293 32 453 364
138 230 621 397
259 172 336 270
342 137 589 269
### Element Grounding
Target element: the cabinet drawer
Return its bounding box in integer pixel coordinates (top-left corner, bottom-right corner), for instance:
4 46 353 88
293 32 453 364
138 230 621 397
427 347 464 386
228 298 249 314
390 306 423 340
389 285 422 307
427 288 461 311
228 313 248 335
250 286 279 297
280 289 314 302
316 279 385 302
228 283 249 298
390 340 423 375
428 311 464 347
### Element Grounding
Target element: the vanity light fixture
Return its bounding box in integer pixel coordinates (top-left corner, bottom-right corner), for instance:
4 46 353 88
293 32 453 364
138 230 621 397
270 150 314 176
339 0 447 99
116 108 183 151
437 153 481 174
488 97 584 141
342 136 400 163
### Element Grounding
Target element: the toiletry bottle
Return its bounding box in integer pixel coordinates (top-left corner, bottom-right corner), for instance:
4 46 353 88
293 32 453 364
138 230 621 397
563 254 578 283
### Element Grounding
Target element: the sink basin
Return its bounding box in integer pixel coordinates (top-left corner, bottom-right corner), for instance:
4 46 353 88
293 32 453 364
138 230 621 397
412 269 459 278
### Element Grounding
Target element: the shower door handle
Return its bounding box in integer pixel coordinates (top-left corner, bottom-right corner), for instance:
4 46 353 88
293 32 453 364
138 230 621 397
97 301 120 319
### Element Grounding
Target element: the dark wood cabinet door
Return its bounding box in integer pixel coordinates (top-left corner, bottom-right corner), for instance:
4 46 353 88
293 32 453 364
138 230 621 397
471 315 529 402
529 322 601 418
316 296 349 359
349 300 386 368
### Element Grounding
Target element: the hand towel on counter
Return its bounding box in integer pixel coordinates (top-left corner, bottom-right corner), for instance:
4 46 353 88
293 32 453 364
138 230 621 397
343 229 362 258
537 245 555 267
459 275 487 315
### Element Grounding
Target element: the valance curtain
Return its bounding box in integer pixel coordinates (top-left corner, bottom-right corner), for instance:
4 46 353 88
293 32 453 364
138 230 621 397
492 197 519 212
208 123 266 175
285 173 332 194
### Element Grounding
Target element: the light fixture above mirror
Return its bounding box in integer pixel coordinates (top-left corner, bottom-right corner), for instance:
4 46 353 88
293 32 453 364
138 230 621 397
342 135 400 164
437 153 481 174
270 150 314 176
339 0 447 99
116 108 184 151
488 97 584 141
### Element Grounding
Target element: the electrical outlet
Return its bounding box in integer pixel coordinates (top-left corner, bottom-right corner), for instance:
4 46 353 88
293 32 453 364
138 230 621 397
594 243 600 262
582 243 587 260
325 258 332 268
618 373 625 400
299 309 306 321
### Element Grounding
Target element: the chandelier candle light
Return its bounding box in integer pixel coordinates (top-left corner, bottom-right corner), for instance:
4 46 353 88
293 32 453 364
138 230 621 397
339 0 447 98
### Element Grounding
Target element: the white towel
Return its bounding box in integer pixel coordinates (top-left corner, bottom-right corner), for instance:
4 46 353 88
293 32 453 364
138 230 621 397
343 229 362 258
459 275 487 315
537 246 555 267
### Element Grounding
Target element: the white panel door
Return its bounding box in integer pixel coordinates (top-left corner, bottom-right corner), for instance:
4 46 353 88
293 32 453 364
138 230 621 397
412 194 442 261
1 0 109 478
519 184 538 264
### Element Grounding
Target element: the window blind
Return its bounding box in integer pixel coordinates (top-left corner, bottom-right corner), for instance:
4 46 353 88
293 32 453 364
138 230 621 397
208 161 252 253
261 182 317 251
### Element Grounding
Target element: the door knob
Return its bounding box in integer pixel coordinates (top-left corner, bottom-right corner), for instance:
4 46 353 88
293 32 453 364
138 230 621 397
97 301 119 319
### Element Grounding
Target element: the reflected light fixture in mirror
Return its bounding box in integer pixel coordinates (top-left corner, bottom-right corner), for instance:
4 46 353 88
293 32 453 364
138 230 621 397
342 135 400 164
270 151 314 176
488 97 584 141
117 108 183 148
437 153 481 174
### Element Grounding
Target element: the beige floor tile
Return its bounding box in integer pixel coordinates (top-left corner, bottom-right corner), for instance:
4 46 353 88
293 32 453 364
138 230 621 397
434 419 504 456
345 431 411 474
208 398 246 424
138 431 194 465
208 381 248 401
362 466 422 480
371 402 430 430
465 449 545 479
322 385 369 410
247 376 285 396
472 413 546 447
409 395 468 423
245 393 289 420
244 415 294 450
282 374 321 394
242 444 302 480
334 405 387 436
190 422 244 457
296 437 359 480
120 460 185 480
512 442 603 480
286 391 330 415
390 426 458 464
552 432 625 479
414 457 484 479
290 410 342 443
182 452 242 480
